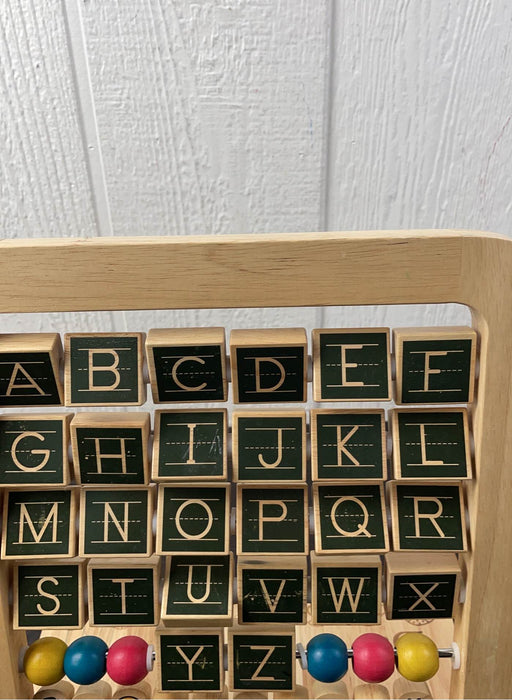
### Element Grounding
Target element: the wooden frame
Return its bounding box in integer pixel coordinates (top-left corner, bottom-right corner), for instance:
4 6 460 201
0 230 510 699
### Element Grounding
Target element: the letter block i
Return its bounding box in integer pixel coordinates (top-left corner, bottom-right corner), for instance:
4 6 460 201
313 482 389 554
161 553 233 626
157 628 224 693
79 487 153 557
228 628 295 693
146 327 227 402
0 414 71 486
385 552 461 620
389 481 467 552
312 328 391 401
0 333 63 406
311 552 381 625
157 483 230 555
237 555 307 625
64 333 145 406
70 412 150 485
88 557 159 626
233 411 306 482
393 327 477 404
153 409 227 481
14 559 84 630
391 408 472 480
2 489 76 559
230 329 307 403
237 484 308 556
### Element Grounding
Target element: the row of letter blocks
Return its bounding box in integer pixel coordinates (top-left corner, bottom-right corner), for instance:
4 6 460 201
0 326 476 405
14 551 460 629
0 406 472 485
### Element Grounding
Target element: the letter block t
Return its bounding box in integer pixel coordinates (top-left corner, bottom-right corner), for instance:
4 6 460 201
230 329 307 403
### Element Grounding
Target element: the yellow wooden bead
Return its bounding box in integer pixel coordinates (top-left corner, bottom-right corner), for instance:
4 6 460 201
23 637 67 686
395 633 439 682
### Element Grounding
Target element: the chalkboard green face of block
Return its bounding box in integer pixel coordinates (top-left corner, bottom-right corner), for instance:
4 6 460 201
162 554 232 624
73 425 147 485
314 483 388 554
312 558 380 624
390 481 467 552
65 333 145 406
88 563 158 626
234 412 306 482
80 488 152 557
237 485 308 555
158 630 223 692
389 572 458 619
157 484 229 555
394 327 477 404
0 414 70 486
0 334 63 406
149 344 226 403
238 559 307 624
313 328 391 401
14 562 83 629
312 410 386 480
153 410 227 481
2 489 75 559
392 409 472 479
229 631 295 692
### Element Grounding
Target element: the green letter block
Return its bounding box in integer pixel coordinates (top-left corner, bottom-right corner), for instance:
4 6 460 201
157 629 223 693
228 630 295 692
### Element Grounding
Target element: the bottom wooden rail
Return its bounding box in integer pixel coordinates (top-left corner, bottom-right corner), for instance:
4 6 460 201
34 606 454 699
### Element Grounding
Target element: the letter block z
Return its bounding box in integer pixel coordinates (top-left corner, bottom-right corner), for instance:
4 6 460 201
230 329 307 403
228 628 295 693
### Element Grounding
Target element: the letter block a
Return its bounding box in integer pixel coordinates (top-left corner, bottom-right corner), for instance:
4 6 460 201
70 412 150 485
230 328 307 403
157 628 224 693
14 559 84 630
311 552 381 625
0 413 72 486
228 628 295 693
0 333 63 407
161 553 233 627
64 333 145 406
146 327 227 402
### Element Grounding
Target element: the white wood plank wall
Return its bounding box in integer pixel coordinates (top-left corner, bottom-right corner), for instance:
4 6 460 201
1 0 511 339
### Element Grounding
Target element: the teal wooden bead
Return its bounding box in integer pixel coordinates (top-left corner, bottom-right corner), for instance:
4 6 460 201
306 633 348 683
63 636 108 685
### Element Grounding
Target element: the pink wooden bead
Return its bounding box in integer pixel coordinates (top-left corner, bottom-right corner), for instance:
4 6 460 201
352 633 395 683
106 636 150 686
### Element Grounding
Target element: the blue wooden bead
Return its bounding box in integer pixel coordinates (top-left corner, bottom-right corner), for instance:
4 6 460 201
306 633 348 683
63 636 108 685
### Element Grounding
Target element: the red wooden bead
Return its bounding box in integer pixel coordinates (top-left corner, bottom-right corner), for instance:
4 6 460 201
352 633 395 683
106 636 151 686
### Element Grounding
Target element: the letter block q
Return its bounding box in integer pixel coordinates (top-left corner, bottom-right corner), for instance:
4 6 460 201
230 329 307 403
385 552 461 620
0 333 63 406
146 327 227 402
312 328 391 401
0 414 71 486
64 333 145 406
14 559 84 630
393 326 477 404
71 412 150 485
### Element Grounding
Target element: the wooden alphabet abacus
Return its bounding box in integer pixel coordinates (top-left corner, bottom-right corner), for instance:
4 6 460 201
0 230 511 700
